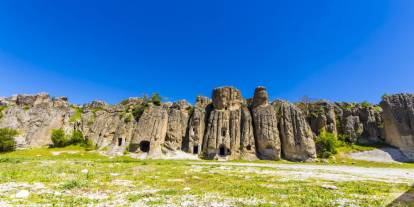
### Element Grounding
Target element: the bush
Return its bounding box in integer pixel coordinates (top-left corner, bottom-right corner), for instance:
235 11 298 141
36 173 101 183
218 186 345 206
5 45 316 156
0 128 18 152
151 93 162 106
51 129 67 147
69 130 84 145
132 104 147 122
360 101 372 108
315 130 340 158
0 105 7 120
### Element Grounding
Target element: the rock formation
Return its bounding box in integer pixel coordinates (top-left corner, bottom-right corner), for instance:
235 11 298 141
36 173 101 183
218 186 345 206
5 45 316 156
274 100 316 161
203 87 244 159
0 87 411 161
251 86 281 160
380 94 414 160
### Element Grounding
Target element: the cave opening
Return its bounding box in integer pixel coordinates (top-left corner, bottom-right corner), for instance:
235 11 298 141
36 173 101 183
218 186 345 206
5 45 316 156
118 138 123 146
246 145 252 150
219 145 226 156
193 145 199 154
139 141 150 152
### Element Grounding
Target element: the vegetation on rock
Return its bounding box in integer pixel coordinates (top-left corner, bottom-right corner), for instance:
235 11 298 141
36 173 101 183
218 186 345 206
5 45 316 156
0 128 18 152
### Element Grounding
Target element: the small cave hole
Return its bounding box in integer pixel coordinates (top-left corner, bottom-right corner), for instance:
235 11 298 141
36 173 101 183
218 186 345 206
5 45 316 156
221 128 227 137
246 145 252 150
219 145 226 156
193 145 199 154
118 138 123 146
139 141 150 152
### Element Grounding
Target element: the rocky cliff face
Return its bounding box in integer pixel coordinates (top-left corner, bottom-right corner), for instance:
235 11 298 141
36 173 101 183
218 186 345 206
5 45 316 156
274 100 316 161
380 94 414 160
0 87 412 161
251 87 281 160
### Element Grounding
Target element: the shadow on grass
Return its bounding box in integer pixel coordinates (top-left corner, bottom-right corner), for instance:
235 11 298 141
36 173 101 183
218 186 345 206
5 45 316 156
388 184 414 207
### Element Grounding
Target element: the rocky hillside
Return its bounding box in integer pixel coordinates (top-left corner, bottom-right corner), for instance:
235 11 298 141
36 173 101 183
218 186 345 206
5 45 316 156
0 87 413 161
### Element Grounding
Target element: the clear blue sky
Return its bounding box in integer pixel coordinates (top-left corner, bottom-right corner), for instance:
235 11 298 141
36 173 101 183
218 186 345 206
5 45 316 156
1 1 413 104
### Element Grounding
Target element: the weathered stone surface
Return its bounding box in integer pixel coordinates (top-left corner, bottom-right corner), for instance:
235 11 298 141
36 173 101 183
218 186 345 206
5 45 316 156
0 89 411 162
240 106 257 160
274 100 316 161
212 87 243 110
251 87 281 160
187 96 211 155
130 104 169 157
380 94 414 160
203 87 244 159
0 93 73 147
307 101 338 136
164 100 191 151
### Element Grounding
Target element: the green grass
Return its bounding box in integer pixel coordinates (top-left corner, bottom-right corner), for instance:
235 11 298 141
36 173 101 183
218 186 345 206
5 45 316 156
0 147 412 206
69 107 83 123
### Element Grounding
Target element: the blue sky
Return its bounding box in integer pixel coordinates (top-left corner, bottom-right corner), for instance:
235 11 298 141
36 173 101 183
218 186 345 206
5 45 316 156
0 0 413 104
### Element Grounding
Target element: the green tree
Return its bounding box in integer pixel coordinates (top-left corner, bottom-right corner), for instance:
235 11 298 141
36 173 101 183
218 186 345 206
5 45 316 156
0 128 18 152
69 130 84 145
151 93 162 106
51 129 67 147
315 130 340 158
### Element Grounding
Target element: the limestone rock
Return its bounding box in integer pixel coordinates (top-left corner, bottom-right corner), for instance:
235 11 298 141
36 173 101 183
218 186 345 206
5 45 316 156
274 100 316 161
0 93 73 147
187 96 211 155
203 87 244 159
164 100 191 151
130 104 169 157
251 87 281 160
307 101 338 136
380 94 414 160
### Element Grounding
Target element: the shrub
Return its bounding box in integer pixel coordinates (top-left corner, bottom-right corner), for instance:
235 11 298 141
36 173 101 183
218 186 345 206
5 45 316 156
0 128 18 152
315 130 340 158
51 129 67 147
360 101 372 108
151 93 162 106
0 105 7 120
69 130 84 145
132 104 147 122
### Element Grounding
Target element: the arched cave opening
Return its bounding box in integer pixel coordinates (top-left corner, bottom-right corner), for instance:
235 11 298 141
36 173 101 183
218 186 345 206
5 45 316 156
246 145 252 151
139 141 150 152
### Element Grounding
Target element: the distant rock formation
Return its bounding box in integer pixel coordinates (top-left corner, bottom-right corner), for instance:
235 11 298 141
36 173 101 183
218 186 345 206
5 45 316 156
0 87 412 161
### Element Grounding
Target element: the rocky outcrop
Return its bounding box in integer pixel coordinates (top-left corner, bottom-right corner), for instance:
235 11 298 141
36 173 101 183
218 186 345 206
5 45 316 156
187 96 211 155
164 100 191 151
130 104 169 157
303 101 383 144
251 87 281 160
0 88 411 162
203 87 245 159
0 94 73 147
274 100 316 161
380 94 414 160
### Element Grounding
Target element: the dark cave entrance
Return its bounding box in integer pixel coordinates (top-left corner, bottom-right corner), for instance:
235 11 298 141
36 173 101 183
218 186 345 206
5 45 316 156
246 145 252 151
118 138 123 146
219 145 226 156
193 145 199 154
139 141 150 152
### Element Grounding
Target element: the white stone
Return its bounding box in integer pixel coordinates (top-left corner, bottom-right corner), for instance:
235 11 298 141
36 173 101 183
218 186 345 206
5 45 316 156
15 190 30 198
81 169 89 174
